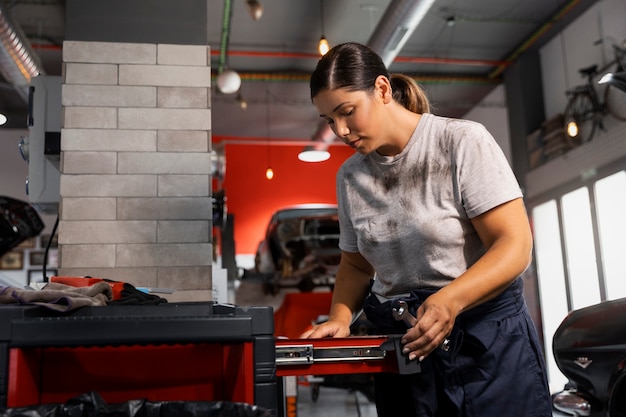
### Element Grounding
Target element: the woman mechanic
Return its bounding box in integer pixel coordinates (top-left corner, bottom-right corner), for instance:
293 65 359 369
301 42 552 417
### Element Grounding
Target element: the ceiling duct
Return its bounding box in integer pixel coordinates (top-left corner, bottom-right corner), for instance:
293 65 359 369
367 0 436 67
0 0 45 101
300 0 435 161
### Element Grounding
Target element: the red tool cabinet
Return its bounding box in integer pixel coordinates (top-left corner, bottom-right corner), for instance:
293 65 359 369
0 301 414 417
0 302 277 412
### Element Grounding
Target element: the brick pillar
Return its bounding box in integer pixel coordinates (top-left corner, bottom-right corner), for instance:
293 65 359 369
58 41 213 301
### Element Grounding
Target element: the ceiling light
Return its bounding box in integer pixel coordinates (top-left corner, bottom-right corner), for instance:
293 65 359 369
298 122 336 162
566 119 579 138
246 0 263 21
318 37 330 56
265 88 275 178
216 69 241 94
0 113 6 126
236 93 248 110
298 147 331 162
318 0 330 56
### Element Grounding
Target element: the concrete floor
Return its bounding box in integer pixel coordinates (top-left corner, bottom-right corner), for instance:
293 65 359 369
294 380 571 417
296 384 377 417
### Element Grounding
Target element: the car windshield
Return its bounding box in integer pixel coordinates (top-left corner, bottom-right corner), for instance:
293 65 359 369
254 205 341 292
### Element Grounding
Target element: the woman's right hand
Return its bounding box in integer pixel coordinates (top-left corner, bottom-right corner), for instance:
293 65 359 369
300 251 373 339
300 319 351 339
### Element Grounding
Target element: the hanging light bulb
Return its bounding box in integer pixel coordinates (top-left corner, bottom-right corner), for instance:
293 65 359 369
265 88 274 180
318 0 330 56
566 119 579 138
236 92 248 110
246 0 263 21
318 37 330 55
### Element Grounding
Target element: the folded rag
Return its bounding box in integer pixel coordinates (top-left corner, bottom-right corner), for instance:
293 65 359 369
0 282 112 312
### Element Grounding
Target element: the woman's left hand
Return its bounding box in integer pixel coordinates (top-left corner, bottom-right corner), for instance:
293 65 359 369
399 291 456 361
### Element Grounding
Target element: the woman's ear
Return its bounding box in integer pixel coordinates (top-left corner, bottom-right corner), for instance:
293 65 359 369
375 75 393 103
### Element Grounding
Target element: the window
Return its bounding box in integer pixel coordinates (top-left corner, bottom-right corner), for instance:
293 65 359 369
532 200 569 392
530 166 626 393
561 187 601 309
595 171 626 300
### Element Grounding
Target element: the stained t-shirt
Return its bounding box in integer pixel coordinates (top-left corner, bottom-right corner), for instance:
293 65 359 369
336 113 523 297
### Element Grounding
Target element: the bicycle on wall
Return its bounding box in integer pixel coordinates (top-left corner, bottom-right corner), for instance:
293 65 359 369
564 37 626 145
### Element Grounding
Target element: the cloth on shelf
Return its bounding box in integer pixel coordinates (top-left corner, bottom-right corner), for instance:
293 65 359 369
108 282 168 305
50 276 169 305
0 281 112 312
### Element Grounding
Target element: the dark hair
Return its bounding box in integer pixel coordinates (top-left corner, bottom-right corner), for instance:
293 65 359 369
310 42 430 114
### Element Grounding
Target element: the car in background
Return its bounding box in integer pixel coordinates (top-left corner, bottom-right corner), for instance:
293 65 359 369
254 204 341 293
552 297 626 416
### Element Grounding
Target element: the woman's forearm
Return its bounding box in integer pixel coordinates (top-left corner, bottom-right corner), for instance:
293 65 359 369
328 251 375 324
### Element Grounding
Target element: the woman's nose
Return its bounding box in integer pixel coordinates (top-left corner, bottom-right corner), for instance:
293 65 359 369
336 122 350 138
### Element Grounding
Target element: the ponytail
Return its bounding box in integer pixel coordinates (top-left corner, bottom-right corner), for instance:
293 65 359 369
390 74 431 114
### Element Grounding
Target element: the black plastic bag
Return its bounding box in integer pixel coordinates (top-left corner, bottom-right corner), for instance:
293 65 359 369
0 392 273 417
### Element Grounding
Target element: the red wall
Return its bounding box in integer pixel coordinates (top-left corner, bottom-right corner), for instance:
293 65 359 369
216 141 354 255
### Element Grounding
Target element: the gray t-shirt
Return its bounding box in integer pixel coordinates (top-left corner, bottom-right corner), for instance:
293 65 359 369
336 113 523 297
